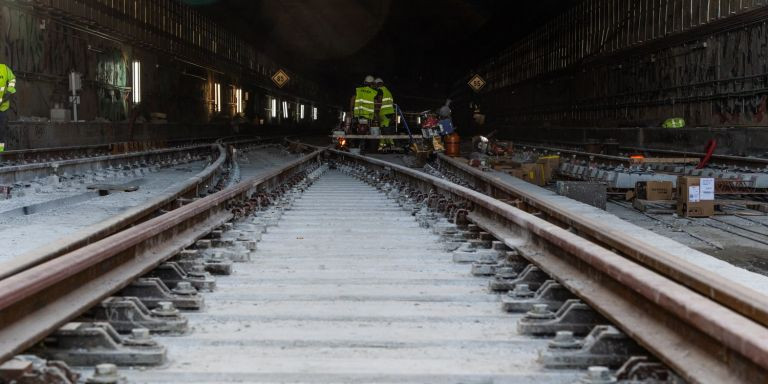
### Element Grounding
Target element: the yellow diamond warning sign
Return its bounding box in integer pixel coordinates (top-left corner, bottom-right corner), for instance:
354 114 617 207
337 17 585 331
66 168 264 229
272 69 290 88
468 74 486 92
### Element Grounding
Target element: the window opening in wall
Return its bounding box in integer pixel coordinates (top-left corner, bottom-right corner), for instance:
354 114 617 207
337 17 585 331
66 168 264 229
270 98 277 118
235 88 243 114
282 101 289 119
300 104 305 119
131 60 141 104
312 107 318 120
214 83 221 112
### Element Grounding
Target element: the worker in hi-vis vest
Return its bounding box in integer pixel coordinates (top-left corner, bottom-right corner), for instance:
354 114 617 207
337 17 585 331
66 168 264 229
0 63 16 152
352 75 377 121
374 78 396 150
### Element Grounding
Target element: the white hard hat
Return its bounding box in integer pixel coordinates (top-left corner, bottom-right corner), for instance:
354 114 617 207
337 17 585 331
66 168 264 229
364 75 374 83
374 78 383 84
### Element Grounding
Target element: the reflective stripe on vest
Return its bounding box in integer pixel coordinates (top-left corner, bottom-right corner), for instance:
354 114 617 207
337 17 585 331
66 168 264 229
379 86 395 115
0 64 13 112
354 86 377 118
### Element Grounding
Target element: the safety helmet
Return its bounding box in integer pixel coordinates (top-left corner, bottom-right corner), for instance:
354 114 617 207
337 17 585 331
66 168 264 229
374 78 384 84
364 75 375 84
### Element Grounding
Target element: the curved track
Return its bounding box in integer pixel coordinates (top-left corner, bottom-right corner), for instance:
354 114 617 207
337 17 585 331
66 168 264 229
0 141 766 383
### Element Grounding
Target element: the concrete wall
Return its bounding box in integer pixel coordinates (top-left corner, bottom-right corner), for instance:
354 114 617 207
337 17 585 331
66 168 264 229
6 122 231 149
499 126 768 157
6 120 331 150
0 1 333 132
454 2 768 154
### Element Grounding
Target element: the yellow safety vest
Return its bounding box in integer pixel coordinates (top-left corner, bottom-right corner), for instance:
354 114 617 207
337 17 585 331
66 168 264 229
379 86 394 116
0 64 16 112
354 86 376 119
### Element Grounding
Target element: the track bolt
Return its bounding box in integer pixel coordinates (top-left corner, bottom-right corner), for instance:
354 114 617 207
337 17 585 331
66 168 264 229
151 301 180 317
187 265 207 278
548 331 581 349
525 304 556 320
455 242 476 253
508 284 535 298
580 366 617 383
130 328 151 341
172 281 197 296
86 363 122 384
495 267 517 279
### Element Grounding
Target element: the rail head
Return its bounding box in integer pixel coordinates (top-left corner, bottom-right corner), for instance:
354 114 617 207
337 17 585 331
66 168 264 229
0 137 294 279
434 152 768 330
330 149 768 384
0 147 324 364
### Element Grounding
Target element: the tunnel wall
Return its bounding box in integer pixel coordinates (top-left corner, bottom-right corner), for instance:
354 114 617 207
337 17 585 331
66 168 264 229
455 1 768 153
5 121 330 149
0 0 338 143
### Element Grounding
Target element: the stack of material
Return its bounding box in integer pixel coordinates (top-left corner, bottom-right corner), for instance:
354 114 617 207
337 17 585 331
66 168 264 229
677 176 715 217
489 155 560 187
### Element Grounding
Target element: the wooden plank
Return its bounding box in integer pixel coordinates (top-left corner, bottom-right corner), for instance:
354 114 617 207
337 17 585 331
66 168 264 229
632 199 676 213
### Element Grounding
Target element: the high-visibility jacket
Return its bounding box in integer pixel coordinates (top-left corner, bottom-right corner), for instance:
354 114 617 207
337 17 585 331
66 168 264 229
662 117 685 129
0 64 16 112
353 86 377 119
379 86 394 115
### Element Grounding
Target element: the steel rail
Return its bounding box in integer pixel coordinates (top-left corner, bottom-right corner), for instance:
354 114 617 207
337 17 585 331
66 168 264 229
511 140 768 168
1 142 765 383
333 149 768 384
0 136 269 185
0 143 225 280
0 137 284 280
0 146 324 363
434 152 768 330
0 135 230 166
0 144 212 185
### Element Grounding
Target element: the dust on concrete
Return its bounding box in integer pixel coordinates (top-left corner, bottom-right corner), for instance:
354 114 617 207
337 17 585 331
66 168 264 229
701 245 768 276
0 146 299 265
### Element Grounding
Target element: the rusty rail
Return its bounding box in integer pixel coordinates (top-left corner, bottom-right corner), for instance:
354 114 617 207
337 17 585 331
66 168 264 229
0 135 248 185
0 145 324 363
332 149 768 384
1 143 766 383
0 137 284 280
434 152 768 330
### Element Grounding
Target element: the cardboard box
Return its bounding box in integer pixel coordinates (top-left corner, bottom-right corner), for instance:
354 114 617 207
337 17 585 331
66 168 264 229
536 155 561 182
676 176 715 217
520 163 546 186
636 181 674 201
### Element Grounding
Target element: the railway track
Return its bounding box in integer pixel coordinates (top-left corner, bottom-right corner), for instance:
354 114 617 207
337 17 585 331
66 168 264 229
513 141 768 170
0 142 766 383
0 137 292 279
0 137 267 186
0 137 230 167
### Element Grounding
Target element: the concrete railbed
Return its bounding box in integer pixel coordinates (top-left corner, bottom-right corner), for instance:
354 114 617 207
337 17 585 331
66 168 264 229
463 161 768 294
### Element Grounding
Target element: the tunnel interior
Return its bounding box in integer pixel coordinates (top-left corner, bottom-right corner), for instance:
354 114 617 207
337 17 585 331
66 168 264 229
0 0 765 156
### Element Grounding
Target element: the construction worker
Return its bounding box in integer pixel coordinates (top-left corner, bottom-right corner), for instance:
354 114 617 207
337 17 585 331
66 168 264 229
374 78 396 150
0 63 16 152
352 75 377 121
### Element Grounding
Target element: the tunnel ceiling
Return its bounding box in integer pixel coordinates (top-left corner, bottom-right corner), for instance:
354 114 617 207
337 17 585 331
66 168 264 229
189 0 578 102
